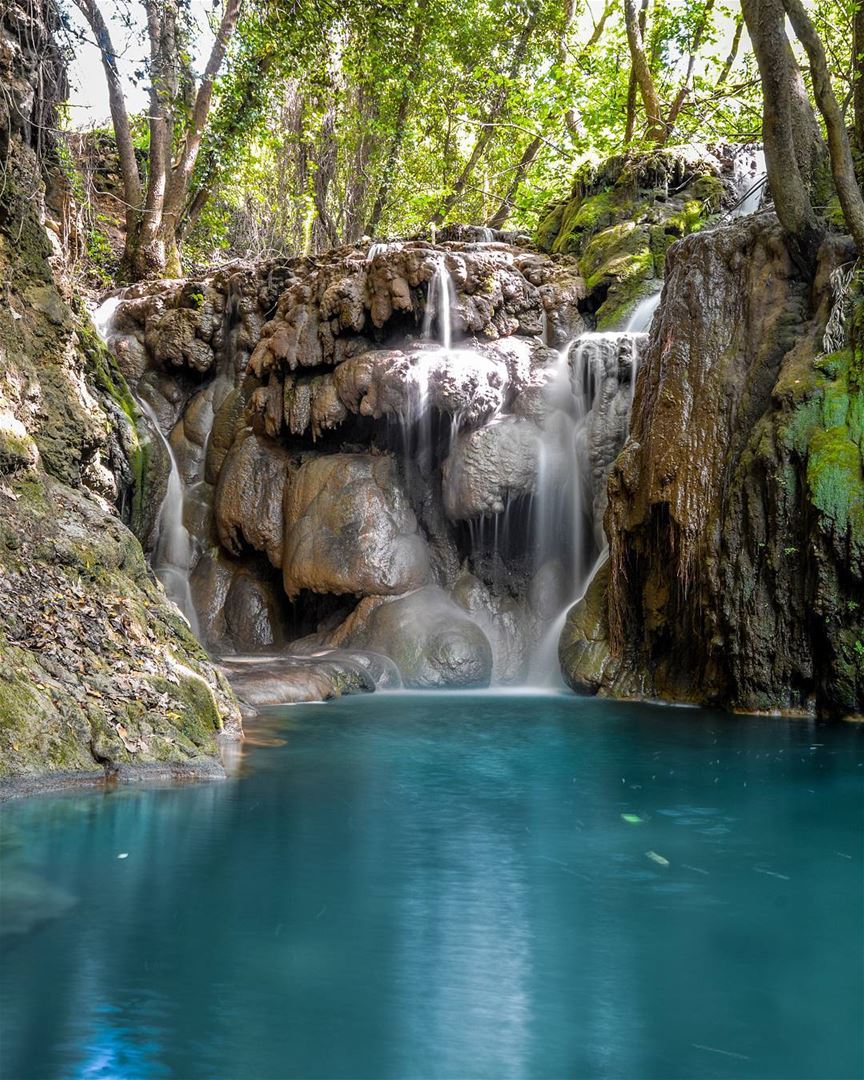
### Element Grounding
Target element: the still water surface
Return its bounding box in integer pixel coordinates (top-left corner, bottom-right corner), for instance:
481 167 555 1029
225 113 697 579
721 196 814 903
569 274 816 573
1 693 862 1079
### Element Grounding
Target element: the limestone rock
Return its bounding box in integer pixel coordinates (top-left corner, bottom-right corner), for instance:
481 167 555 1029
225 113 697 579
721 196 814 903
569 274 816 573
342 586 494 688
443 417 541 520
281 453 430 598
215 434 293 568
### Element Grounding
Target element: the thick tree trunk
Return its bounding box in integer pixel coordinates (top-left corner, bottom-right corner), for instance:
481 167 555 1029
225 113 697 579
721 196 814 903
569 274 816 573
781 0 864 254
623 0 665 143
741 0 827 269
131 0 178 278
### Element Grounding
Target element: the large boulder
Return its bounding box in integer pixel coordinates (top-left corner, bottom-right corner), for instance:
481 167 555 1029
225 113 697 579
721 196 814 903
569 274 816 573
281 453 430 598
343 585 493 688
215 434 293 568
443 417 541 519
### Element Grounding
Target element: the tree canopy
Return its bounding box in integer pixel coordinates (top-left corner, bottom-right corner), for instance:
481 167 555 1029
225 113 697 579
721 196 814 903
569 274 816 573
60 0 864 277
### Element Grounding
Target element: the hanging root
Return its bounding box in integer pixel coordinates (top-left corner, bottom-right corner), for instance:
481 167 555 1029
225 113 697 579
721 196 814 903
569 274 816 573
822 263 856 354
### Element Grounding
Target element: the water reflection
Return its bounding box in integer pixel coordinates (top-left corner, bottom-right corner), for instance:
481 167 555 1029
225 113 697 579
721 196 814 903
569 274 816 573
1 695 862 1079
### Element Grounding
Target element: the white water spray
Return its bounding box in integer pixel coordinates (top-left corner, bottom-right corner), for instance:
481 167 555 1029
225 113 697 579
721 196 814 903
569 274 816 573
625 290 662 333
730 148 767 218
92 297 200 635
528 328 645 684
423 258 454 350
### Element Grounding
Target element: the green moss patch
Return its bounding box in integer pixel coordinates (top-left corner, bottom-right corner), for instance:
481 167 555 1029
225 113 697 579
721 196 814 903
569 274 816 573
781 349 864 550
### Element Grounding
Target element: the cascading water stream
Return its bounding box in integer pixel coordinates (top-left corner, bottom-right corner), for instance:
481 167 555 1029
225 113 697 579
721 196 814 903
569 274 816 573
728 148 767 219
528 330 644 685
422 257 454 351
135 399 201 637
92 297 201 636
625 290 661 333
527 146 770 685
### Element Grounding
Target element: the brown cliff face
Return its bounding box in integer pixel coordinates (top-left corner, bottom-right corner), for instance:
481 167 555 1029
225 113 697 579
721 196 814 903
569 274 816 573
561 215 863 718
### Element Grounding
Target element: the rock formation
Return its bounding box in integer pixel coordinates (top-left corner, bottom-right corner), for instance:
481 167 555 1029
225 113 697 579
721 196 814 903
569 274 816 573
561 216 863 718
0 0 241 794
98 146 764 701
103 234 616 688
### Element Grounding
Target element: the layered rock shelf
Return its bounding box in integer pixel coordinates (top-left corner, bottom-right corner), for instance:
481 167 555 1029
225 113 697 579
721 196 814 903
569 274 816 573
105 238 605 696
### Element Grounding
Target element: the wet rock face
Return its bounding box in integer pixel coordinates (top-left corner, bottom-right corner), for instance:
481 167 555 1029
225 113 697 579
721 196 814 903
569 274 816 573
342 586 494 689
561 216 863 717
443 418 541 520
281 453 431 599
110 236 591 683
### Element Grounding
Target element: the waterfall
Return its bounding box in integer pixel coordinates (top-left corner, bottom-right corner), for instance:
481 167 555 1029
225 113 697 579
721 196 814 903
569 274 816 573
367 241 401 261
423 258 454 350
624 290 662 333
731 148 767 218
721 148 767 222
92 297 200 636
528 146 771 685
136 399 201 637
529 329 644 684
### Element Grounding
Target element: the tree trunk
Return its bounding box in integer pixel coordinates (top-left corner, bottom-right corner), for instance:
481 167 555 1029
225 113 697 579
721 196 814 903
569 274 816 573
664 0 715 134
623 0 665 143
159 0 243 272
133 0 178 278
853 0 864 157
71 0 143 274
781 0 864 254
486 0 600 228
365 0 428 236
178 50 275 245
716 13 743 86
741 0 826 269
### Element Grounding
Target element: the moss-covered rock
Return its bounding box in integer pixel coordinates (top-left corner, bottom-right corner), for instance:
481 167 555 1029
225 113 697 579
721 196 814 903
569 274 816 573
0 1 241 795
536 146 738 327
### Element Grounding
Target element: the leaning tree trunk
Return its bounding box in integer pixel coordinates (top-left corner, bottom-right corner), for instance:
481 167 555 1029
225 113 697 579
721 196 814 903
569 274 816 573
781 0 864 254
431 11 538 225
741 0 828 270
853 0 864 160
623 0 665 143
486 0 612 228
71 0 143 277
158 0 243 276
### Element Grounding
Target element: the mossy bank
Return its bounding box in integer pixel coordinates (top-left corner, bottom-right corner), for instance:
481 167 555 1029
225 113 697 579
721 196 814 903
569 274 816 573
0 0 241 797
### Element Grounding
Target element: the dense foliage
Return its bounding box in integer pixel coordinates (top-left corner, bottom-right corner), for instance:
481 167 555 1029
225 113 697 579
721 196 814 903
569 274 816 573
60 0 863 268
